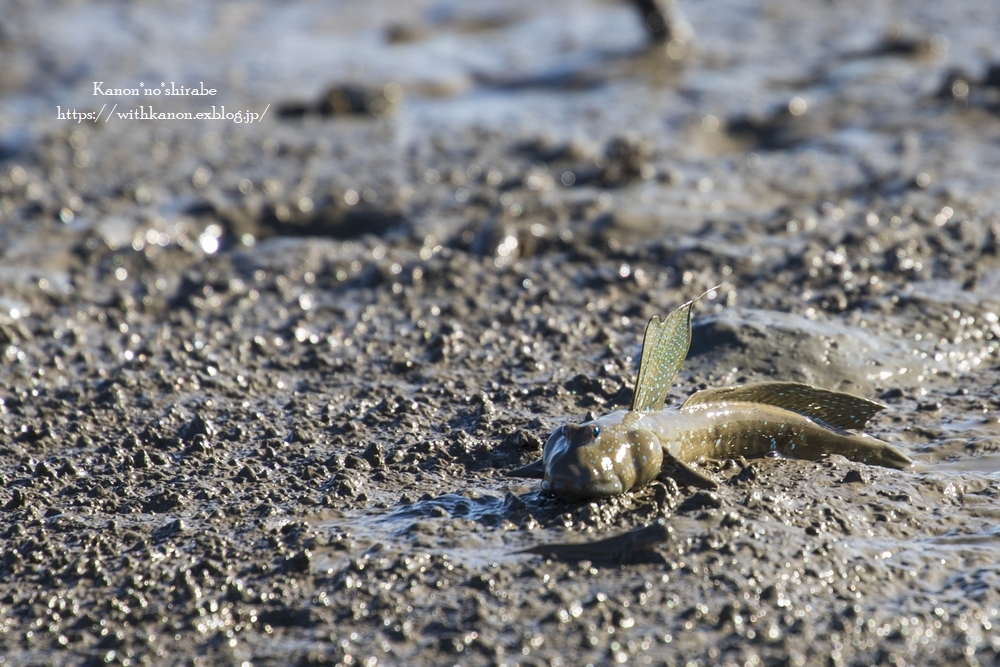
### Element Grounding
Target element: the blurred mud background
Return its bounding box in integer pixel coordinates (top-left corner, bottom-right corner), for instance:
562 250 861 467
2 0 1000 665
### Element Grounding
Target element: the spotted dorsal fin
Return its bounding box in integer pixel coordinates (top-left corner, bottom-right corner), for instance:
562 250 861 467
631 290 717 413
681 382 885 430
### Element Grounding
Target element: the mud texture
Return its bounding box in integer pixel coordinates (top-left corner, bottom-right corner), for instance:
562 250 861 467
2 0 1000 665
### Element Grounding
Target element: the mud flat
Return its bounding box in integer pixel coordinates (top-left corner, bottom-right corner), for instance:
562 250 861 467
2 0 1000 665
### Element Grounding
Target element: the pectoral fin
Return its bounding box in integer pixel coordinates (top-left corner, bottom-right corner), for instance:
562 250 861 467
660 450 719 489
507 459 545 479
631 289 719 413
682 382 885 429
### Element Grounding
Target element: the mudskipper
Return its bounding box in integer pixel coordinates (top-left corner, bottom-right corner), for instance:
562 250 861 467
510 293 913 500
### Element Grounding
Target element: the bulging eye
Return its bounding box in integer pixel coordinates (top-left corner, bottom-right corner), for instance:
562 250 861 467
566 424 600 449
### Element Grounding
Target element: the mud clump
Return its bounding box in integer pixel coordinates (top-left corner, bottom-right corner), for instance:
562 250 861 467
278 83 403 119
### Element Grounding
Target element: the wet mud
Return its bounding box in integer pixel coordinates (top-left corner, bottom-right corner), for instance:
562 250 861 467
2 0 1000 665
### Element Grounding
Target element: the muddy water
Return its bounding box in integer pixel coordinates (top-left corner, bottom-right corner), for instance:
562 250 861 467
2 0 1000 665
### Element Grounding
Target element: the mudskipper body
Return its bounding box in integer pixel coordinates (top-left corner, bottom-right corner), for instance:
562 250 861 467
510 293 913 500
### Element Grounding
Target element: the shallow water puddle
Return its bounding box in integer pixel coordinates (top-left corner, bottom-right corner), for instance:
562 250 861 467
930 452 1000 476
309 489 535 572
910 416 1000 475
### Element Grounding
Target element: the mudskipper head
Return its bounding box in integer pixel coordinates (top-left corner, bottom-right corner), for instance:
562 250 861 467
541 420 663 500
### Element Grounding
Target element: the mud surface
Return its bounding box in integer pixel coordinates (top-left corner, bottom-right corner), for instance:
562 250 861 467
3 0 1000 665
